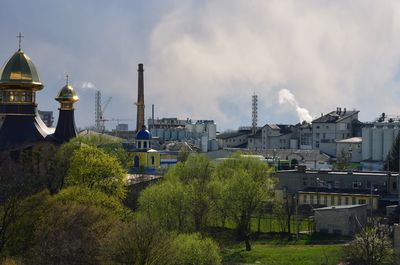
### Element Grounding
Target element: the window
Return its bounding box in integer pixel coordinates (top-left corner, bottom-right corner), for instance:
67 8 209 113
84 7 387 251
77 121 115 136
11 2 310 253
331 196 335 205
338 196 342 205
352 197 356 205
359 199 366 204
316 126 320 129
310 195 314 204
353 182 361 189
322 133 326 139
316 141 320 148
151 156 155 165
345 197 349 205
144 141 147 148
393 181 397 190
324 195 328 205
303 194 307 204
138 142 142 149
316 133 320 139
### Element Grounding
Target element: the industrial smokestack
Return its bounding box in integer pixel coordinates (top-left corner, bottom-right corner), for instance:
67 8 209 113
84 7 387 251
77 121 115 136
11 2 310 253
151 104 154 130
136 64 145 132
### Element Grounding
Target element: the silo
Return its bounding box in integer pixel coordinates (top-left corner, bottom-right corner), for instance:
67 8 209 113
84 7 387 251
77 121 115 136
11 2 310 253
394 127 400 141
178 130 186 140
362 127 372 160
383 127 394 159
163 129 171 141
372 127 383 161
171 129 178 140
210 139 219 151
206 123 217 140
290 139 298 149
201 135 208 152
185 123 195 133
195 123 206 133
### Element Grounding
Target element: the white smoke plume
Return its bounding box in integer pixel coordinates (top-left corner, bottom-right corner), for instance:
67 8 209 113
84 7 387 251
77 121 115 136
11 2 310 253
279 89 313 123
81 81 96 90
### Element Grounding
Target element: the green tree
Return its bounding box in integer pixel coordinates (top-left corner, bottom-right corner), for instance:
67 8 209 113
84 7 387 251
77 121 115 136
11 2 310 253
26 202 118 265
173 233 221 265
139 154 214 233
213 154 275 251
65 145 127 200
335 148 351 170
103 217 176 265
343 223 394 265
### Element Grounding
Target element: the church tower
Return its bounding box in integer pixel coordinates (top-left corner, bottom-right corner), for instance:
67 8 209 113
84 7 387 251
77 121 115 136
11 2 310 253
0 34 52 151
54 76 79 143
135 63 145 132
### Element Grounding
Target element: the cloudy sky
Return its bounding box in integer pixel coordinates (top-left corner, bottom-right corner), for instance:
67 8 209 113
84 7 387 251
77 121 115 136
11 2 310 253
1 0 400 131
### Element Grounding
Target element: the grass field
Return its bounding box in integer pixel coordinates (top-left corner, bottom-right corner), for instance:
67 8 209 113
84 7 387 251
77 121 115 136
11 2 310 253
209 228 347 265
222 243 343 265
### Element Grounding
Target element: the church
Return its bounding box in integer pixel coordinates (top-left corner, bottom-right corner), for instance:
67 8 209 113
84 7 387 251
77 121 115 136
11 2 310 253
0 36 79 154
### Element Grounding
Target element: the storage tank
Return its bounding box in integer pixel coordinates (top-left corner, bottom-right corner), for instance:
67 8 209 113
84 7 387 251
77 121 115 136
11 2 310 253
382 127 394 159
290 139 298 149
372 127 383 161
195 123 206 133
156 128 164 139
209 139 219 151
394 127 400 141
185 123 195 133
171 130 178 140
362 127 372 160
201 135 208 152
206 123 217 140
178 130 186 140
163 129 171 140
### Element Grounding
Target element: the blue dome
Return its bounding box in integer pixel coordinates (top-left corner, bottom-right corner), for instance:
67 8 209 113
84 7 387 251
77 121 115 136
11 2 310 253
136 127 152 140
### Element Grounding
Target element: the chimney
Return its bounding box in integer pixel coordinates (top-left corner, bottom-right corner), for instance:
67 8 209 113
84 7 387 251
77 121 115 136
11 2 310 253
151 104 154 129
136 64 145 132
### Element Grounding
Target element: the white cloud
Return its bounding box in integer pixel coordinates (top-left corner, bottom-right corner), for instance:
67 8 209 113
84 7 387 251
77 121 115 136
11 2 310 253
146 0 400 129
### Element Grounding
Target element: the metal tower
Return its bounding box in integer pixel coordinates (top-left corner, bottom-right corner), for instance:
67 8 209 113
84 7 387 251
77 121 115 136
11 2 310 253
252 93 258 135
95 90 112 132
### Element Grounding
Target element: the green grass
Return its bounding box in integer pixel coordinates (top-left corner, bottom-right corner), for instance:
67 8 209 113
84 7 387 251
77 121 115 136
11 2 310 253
222 243 343 265
208 227 347 265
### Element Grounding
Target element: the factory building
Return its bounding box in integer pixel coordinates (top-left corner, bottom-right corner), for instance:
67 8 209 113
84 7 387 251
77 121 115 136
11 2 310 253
150 119 218 152
361 114 400 170
312 108 361 157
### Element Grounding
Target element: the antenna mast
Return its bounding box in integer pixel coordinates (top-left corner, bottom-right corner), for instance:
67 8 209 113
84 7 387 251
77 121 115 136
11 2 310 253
252 93 258 135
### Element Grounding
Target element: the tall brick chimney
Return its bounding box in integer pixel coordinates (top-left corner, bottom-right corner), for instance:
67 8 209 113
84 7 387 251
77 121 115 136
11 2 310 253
136 64 145 132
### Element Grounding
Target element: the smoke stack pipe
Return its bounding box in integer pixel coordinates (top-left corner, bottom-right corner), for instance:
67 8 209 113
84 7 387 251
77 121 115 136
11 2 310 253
136 64 145 132
151 104 154 129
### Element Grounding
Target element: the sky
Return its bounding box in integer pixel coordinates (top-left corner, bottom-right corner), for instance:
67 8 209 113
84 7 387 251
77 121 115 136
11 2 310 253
1 0 400 132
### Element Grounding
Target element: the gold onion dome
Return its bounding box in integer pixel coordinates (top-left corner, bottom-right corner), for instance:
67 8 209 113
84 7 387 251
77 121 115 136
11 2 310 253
55 83 79 104
0 50 43 90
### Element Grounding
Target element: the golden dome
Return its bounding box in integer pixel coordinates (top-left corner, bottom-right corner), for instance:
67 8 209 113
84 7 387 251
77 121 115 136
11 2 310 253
0 50 43 90
55 84 79 103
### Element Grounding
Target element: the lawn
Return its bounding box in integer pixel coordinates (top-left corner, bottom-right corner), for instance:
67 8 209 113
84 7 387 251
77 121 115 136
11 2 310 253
222 243 343 265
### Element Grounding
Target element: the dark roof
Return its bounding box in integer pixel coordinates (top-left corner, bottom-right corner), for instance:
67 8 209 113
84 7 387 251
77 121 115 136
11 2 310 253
0 113 54 151
217 131 249 139
312 110 359 123
299 187 381 196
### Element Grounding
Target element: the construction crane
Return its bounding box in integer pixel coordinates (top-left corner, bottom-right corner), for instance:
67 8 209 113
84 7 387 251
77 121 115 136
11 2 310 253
95 90 112 132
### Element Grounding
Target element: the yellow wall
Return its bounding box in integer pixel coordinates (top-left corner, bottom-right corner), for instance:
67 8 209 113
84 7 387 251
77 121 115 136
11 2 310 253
131 151 161 169
298 192 379 210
